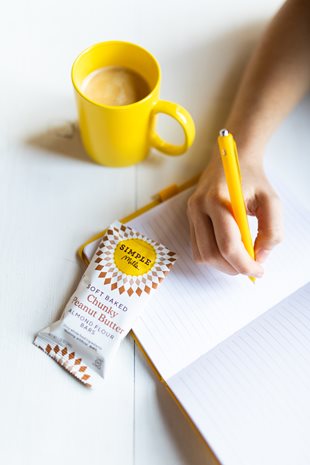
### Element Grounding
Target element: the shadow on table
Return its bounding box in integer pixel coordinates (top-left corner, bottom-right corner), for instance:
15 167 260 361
25 121 92 164
144 20 266 182
156 381 220 465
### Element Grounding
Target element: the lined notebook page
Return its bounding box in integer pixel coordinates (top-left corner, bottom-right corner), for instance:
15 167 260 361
84 179 310 380
129 180 310 379
168 282 310 465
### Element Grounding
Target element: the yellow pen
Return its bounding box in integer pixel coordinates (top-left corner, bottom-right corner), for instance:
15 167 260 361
217 129 256 283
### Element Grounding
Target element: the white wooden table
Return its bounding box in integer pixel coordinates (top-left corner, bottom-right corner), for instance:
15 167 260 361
1 1 309 464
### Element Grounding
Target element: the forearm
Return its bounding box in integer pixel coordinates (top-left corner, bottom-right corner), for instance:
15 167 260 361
225 0 310 161
188 1 309 274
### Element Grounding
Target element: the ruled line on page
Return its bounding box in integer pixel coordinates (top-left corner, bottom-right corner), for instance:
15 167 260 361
168 282 310 465
129 181 310 379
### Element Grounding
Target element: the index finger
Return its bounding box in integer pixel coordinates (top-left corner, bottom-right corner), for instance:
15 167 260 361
209 202 264 278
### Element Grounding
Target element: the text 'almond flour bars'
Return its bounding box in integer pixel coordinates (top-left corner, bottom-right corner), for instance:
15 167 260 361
34 222 177 387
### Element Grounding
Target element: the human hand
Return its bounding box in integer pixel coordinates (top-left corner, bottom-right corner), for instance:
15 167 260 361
187 151 283 277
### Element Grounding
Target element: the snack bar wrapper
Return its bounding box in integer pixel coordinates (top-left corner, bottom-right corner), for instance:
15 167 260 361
34 221 177 387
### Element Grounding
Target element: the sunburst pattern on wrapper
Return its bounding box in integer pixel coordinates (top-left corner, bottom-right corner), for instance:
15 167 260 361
93 222 177 297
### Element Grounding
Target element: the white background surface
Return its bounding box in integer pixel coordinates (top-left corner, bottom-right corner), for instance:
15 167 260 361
1 1 309 464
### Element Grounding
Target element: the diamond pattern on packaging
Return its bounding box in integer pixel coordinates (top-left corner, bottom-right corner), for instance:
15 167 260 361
93 223 176 297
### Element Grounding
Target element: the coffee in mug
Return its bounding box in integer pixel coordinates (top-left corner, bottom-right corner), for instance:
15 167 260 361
81 66 151 106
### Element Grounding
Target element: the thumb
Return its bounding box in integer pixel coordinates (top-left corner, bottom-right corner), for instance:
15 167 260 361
254 192 284 263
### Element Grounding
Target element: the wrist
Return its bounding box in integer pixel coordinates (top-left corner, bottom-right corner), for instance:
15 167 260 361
236 145 265 170
225 109 268 159
220 122 266 168
208 139 265 172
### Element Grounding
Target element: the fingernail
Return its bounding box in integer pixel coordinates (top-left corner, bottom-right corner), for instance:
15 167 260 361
250 267 264 278
256 249 270 263
253 271 264 279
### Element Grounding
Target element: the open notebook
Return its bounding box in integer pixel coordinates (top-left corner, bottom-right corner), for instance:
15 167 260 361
83 180 310 465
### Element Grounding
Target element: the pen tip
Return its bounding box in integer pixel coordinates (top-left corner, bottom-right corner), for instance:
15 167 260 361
219 128 229 137
249 276 256 284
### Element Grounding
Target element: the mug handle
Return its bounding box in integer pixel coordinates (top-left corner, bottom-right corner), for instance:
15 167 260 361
150 100 195 156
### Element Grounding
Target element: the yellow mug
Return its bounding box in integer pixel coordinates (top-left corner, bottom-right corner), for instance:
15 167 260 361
71 41 195 167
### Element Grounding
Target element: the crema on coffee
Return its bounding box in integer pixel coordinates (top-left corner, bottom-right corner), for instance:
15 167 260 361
81 66 151 106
